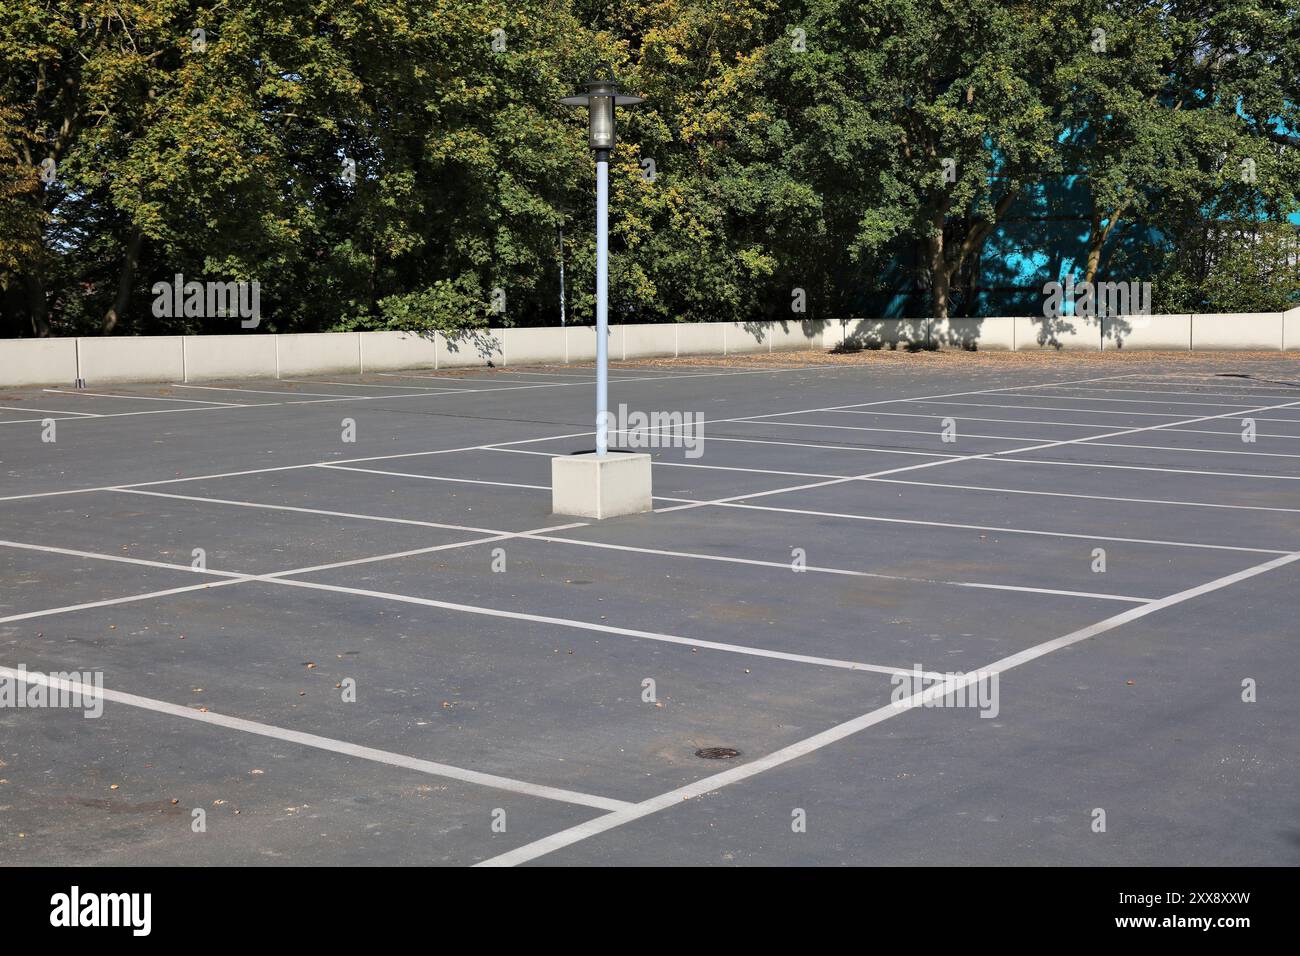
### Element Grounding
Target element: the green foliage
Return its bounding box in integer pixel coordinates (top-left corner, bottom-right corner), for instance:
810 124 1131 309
373 276 490 332
1 0 1297 336
1154 220 1300 313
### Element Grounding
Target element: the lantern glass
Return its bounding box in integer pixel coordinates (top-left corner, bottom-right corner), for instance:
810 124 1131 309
589 94 615 150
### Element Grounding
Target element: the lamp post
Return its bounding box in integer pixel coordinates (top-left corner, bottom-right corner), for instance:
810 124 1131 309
560 66 643 456
550 66 653 519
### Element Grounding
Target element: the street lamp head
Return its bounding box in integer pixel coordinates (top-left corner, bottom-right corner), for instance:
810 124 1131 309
560 64 644 153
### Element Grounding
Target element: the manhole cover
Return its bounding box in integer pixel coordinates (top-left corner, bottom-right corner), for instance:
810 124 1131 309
695 747 741 760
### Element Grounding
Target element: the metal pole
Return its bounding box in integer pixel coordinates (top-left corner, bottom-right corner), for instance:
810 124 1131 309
595 152 609 456
558 226 566 327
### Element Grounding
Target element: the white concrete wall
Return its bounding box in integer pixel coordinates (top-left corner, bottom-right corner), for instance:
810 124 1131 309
437 329 502 368
722 322 769 354
565 324 612 364
1101 314 1191 351
763 321 823 351
0 337 78 386
840 318 930 350
1191 313 1284 351
619 323 677 359
276 332 361 377
675 322 726 356
931 317 1016 351
1285 307 1300 350
358 330 438 372
0 312 1291 388
184 334 279 381
78 335 184 383
502 327 566 366
1014 316 1102 351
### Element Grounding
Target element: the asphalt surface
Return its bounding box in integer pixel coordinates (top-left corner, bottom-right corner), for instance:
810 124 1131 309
1 350 1297 866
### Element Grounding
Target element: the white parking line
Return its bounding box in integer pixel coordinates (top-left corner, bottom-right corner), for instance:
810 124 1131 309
0 579 250 624
279 379 463 392
990 456 1300 481
517 533 1154 603
44 389 242 406
891 399 1192 419
892 398 1300 425
477 548 1300 866
1083 440 1300 460
992 390 1263 408
857 476 1300 514
491 444 1300 514
605 429 962 459
0 533 943 678
89 482 1154 602
2 371 1130 502
723 418 1062 443
490 444 844 479
656 396 1300 516
0 417 90 426
317 463 549 491
824 409 1112 429
171 383 392 399
0 431 595 503
0 663 631 812
699 499 1289 555
824 408 1300 440
1107 377 1299 392
1015 384 1300 401
267 576 935 676
109 487 539 536
0 404 102 418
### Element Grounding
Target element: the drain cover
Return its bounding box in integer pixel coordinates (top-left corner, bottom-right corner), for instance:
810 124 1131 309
695 747 741 760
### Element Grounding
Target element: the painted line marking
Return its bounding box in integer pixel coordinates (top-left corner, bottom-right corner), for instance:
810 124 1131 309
989 390 1267 408
0 664 631 812
655 396 1300 516
857 476 1300 515
0 579 249 625
988 456 1300 481
693 499 1289 555
1014 384 1300 401
490 445 1300 514
44 389 243 407
1 372 1129 502
317 463 549 491
279 379 465 393
477 549 1300 866
171 383 400 399
77 487 1162 603
0 404 102 418
0 535 941 678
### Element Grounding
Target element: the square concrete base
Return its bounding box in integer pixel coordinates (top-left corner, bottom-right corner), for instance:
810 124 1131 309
552 452 653 519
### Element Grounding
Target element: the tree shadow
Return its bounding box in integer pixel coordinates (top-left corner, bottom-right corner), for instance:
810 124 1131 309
737 317 832 348
834 317 935 352
440 327 502 364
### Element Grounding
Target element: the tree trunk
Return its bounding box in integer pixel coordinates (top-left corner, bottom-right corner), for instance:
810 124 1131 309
928 218 949 320
1084 211 1104 285
102 228 143 333
1084 204 1125 286
26 271 50 337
